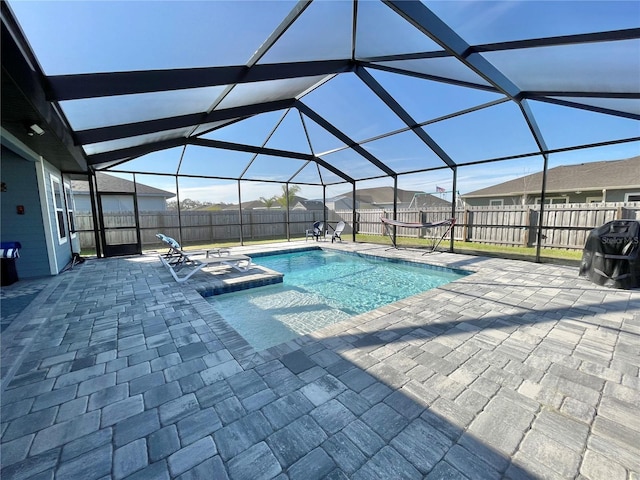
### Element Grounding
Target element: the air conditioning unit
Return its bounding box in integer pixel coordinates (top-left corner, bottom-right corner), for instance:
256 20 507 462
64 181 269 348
71 236 81 254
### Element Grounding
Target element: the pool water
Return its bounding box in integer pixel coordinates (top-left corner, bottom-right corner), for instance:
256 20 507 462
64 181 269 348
207 249 466 351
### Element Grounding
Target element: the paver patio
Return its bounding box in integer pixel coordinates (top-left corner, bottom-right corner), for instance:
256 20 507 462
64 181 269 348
1 242 639 479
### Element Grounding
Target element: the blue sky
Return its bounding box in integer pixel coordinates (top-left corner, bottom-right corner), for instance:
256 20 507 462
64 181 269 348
9 0 640 203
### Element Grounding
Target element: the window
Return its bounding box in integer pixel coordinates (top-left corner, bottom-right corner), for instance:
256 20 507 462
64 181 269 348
51 175 67 243
535 196 569 205
64 184 76 238
586 196 603 203
625 192 640 202
489 199 504 206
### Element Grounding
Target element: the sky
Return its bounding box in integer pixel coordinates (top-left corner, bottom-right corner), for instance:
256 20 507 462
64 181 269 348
8 0 640 204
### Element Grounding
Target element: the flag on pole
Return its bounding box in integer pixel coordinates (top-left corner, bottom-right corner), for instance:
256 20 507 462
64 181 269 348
436 186 446 193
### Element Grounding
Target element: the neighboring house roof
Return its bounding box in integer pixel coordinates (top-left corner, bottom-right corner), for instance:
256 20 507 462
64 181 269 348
292 199 324 210
462 156 640 198
331 186 450 207
71 172 175 197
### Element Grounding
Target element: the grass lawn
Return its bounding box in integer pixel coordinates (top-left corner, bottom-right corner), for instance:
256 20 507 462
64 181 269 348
80 234 582 265
355 234 582 263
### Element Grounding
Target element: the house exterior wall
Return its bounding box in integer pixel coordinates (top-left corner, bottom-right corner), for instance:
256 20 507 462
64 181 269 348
74 193 167 212
0 146 52 278
41 163 74 274
463 189 633 207
462 195 521 207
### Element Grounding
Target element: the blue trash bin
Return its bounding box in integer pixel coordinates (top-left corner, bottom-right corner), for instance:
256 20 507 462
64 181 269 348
1 242 22 286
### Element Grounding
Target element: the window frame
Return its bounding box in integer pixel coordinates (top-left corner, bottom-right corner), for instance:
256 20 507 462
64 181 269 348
535 196 569 205
64 183 76 239
624 192 640 202
51 175 67 244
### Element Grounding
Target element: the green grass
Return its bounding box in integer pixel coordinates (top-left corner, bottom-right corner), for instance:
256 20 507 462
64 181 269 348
354 234 582 262
82 234 582 264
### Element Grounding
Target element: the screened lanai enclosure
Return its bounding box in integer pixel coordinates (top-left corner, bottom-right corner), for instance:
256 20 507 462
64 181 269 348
4 1 640 260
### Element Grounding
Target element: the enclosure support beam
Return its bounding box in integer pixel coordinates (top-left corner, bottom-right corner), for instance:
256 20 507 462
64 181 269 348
383 1 521 99
175 175 183 247
352 182 357 242
323 186 327 235
47 59 353 101
237 180 244 246
285 183 291 242
519 99 551 263
450 167 457 253
535 156 550 263
296 102 396 177
393 176 398 247
79 99 297 147
356 66 456 170
88 170 102 259
132 174 142 253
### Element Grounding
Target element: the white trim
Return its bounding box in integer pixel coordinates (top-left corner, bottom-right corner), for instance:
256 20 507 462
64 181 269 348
489 199 504 206
624 192 640 202
535 196 569 205
585 196 603 203
50 174 68 245
64 182 77 240
0 127 41 162
36 160 58 275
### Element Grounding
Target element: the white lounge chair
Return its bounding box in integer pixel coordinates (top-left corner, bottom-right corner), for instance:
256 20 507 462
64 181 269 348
305 221 324 241
156 233 252 282
331 221 345 243
156 233 230 260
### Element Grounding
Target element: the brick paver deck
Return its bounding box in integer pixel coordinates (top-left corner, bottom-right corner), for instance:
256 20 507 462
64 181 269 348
1 242 638 479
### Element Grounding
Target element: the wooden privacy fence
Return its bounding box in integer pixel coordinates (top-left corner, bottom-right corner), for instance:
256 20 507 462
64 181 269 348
75 210 323 249
75 202 640 251
341 202 640 250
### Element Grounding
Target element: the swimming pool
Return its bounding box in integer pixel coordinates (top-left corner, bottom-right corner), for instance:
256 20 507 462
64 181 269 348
207 249 466 351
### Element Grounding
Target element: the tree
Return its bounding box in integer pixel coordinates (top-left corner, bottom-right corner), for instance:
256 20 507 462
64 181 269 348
260 196 277 209
276 184 301 208
166 198 214 211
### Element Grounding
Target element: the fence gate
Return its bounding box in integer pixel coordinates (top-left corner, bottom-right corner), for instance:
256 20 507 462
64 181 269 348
97 193 141 257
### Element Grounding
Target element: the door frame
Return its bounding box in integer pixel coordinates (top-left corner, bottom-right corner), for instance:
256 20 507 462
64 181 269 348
96 191 142 257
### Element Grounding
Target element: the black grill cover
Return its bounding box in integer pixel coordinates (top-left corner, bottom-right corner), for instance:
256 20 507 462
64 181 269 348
579 220 640 289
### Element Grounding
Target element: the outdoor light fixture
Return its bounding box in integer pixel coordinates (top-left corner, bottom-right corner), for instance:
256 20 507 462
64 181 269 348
27 123 45 136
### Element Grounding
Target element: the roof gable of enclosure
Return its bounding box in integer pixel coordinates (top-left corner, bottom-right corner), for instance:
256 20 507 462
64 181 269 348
2 1 638 182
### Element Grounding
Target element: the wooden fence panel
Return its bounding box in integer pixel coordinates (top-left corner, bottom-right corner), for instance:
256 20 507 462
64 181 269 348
75 202 640 251
465 206 528 246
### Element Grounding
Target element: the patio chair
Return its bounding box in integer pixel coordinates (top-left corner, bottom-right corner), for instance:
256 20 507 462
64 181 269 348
331 221 345 243
158 252 253 282
156 233 229 261
158 245 253 282
156 233 249 282
305 221 324 241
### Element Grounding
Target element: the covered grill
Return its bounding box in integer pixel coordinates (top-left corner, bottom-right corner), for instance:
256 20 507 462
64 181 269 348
579 220 640 289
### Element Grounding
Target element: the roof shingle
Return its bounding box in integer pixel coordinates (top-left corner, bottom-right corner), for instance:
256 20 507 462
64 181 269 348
462 156 640 198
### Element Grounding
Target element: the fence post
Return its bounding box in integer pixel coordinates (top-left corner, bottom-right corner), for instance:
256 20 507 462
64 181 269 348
523 207 531 246
462 209 469 242
210 211 214 244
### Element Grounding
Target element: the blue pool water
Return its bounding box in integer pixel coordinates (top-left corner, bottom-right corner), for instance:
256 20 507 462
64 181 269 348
207 249 466 351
